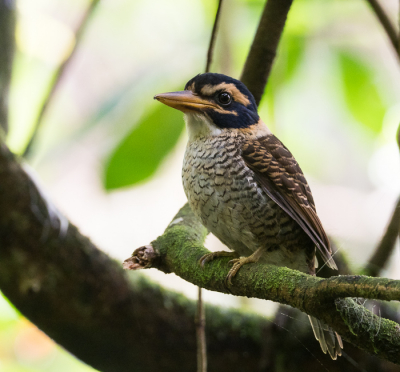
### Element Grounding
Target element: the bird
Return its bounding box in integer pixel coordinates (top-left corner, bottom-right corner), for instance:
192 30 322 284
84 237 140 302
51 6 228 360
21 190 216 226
154 72 343 359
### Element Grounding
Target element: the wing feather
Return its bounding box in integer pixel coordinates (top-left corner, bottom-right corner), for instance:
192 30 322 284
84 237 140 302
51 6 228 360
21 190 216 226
242 135 337 270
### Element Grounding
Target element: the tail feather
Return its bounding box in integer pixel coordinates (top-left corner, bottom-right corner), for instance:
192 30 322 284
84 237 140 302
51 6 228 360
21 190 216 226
308 316 343 360
335 333 343 355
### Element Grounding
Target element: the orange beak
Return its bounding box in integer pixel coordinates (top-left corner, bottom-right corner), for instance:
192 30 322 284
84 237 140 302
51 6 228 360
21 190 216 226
154 90 218 113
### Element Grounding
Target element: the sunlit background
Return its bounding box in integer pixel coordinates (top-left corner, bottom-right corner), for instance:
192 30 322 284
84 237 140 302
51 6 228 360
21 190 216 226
2 0 400 370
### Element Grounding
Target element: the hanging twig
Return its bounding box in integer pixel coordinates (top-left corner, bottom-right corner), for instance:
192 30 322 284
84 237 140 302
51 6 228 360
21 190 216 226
365 0 399 58
195 287 207 372
196 2 224 370
23 0 100 158
205 0 224 73
240 0 293 106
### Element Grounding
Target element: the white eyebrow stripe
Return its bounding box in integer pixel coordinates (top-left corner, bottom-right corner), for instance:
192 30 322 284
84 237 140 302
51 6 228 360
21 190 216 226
186 82 196 92
200 83 251 106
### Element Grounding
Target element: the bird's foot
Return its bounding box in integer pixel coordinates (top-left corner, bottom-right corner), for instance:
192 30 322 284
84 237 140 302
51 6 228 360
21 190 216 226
225 248 264 286
199 250 239 267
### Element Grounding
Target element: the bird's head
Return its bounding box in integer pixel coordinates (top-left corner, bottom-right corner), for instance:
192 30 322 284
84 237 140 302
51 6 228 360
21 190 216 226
154 73 262 139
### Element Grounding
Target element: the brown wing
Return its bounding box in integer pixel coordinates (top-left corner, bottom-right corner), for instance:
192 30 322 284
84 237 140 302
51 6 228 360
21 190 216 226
242 135 337 270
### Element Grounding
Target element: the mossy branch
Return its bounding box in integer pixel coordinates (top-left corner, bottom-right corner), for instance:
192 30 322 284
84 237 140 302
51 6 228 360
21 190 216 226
0 141 284 372
2 137 397 371
125 205 400 365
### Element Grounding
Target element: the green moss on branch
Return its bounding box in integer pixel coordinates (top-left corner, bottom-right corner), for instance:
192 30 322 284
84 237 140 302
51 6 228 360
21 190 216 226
131 205 400 365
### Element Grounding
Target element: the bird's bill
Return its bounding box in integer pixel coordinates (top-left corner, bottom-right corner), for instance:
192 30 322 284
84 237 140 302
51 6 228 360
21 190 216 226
154 90 217 113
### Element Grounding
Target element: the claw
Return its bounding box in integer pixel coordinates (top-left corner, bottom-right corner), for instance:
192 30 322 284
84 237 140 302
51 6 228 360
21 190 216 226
228 258 240 265
198 251 238 268
225 259 246 287
199 253 216 267
224 248 265 286
199 248 264 287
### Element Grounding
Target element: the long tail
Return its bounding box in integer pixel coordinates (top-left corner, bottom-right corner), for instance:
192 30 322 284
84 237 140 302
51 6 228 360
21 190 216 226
308 316 343 360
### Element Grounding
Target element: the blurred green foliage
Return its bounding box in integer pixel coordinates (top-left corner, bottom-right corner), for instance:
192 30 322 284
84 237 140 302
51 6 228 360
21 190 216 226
7 0 395 190
264 34 306 121
338 51 387 134
105 104 185 189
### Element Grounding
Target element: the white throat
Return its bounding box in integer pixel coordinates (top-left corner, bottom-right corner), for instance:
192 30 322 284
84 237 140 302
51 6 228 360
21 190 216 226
184 113 223 142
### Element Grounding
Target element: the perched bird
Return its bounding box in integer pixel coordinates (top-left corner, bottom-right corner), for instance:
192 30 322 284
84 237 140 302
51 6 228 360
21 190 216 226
154 73 343 359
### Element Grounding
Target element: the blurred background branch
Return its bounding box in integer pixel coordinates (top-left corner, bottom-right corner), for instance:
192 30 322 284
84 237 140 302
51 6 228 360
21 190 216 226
22 0 100 158
363 196 400 277
240 0 293 105
0 142 277 372
365 0 399 58
0 0 15 134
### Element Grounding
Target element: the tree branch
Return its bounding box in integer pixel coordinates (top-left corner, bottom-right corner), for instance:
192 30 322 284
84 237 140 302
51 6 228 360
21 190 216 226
2 139 398 371
365 0 399 59
125 205 400 365
1 140 291 371
240 0 293 105
22 0 100 158
205 0 224 73
123 1 400 363
363 196 400 277
2 0 397 368
0 0 15 134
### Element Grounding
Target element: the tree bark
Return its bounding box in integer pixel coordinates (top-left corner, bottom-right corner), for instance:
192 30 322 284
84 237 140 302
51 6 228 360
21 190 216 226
2 140 400 371
0 142 276 372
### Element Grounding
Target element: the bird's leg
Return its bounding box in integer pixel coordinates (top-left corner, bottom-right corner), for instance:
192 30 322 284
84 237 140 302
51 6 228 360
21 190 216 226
225 247 264 286
199 250 239 267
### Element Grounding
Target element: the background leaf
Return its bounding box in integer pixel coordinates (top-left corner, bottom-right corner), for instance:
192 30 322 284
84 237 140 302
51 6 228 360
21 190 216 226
263 34 306 123
104 104 184 190
338 52 387 133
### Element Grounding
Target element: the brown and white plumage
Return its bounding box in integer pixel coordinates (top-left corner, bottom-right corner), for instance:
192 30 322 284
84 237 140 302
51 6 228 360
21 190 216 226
242 135 337 271
154 72 342 359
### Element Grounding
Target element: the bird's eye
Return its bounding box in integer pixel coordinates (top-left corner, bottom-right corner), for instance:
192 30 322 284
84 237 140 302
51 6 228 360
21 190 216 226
217 92 232 105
